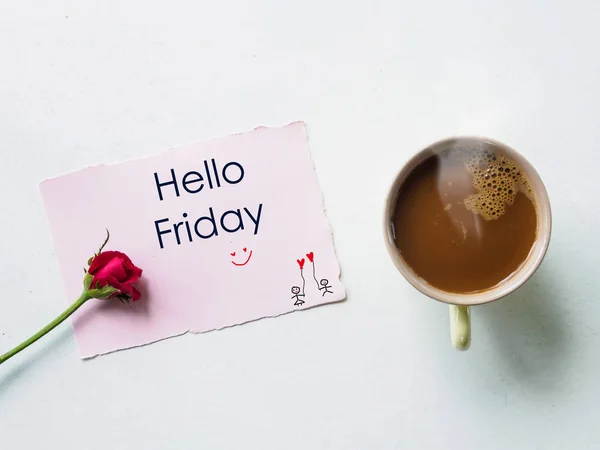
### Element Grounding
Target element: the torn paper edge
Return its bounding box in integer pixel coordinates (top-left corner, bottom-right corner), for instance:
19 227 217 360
80 297 345 360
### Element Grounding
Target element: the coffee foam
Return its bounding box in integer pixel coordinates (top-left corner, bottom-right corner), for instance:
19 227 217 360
455 148 536 220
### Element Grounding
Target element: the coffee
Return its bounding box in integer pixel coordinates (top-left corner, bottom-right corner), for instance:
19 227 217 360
391 143 538 293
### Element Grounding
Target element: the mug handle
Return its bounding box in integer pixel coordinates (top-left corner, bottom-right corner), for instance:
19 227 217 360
449 305 471 351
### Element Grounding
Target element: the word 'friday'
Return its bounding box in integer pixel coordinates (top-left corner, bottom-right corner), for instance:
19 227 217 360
154 204 263 249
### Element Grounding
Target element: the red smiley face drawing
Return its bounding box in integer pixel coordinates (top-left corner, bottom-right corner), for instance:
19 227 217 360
230 247 253 266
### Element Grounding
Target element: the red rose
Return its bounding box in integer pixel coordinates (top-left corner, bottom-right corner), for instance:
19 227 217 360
0 232 144 365
88 251 143 301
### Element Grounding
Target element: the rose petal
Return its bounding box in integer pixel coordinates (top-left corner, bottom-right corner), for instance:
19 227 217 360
89 252 112 274
122 265 142 284
89 251 126 274
131 286 142 301
109 278 133 296
94 258 127 282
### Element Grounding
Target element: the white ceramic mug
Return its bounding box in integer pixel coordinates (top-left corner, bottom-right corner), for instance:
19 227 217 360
383 137 552 350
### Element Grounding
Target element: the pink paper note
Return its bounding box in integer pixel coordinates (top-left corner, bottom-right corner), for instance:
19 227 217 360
40 122 346 358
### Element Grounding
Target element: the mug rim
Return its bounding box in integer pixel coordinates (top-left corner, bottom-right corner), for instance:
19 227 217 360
383 136 552 306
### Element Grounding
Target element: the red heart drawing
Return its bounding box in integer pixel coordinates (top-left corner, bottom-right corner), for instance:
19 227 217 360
230 252 236 257
306 252 314 263
243 247 247 252
297 258 305 269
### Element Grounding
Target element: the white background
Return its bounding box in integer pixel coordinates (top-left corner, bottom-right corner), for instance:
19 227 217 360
0 1 598 449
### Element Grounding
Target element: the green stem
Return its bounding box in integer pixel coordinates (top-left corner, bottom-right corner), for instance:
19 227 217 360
0 291 92 365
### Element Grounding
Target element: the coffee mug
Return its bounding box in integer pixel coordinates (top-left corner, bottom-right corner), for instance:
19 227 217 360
383 137 552 350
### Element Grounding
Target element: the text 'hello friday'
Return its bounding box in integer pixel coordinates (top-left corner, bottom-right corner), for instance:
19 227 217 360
153 159 263 249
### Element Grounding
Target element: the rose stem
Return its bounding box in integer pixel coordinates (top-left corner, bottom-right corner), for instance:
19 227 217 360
0 292 92 365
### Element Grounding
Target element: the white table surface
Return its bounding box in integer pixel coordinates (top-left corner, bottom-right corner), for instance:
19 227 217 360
1 1 599 449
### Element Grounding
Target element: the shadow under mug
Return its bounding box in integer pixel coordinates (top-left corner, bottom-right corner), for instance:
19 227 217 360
383 137 552 350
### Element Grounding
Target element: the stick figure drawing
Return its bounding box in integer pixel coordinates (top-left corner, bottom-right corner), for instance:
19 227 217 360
292 258 306 306
306 252 333 296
